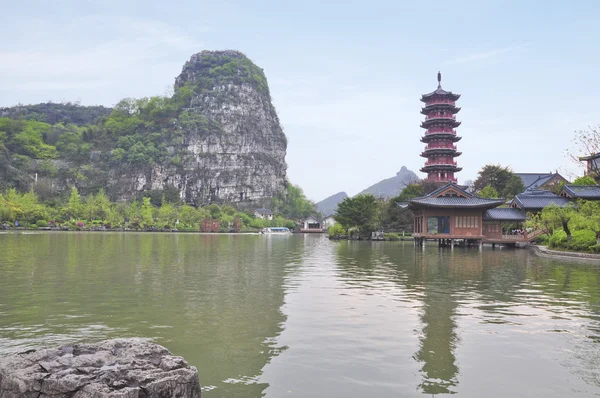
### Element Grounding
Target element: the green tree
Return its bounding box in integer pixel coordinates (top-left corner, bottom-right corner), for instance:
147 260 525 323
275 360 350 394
478 185 500 199
271 183 316 219
140 197 154 227
540 203 576 237
473 165 514 194
334 194 378 235
572 175 597 186
67 187 82 219
502 175 526 198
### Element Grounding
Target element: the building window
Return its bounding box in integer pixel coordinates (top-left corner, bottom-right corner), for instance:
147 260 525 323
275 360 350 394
427 216 450 234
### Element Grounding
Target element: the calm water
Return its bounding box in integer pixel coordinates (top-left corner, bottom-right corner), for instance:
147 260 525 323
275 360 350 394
1 233 600 397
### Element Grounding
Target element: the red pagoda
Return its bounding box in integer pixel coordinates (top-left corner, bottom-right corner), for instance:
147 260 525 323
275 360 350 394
419 72 462 183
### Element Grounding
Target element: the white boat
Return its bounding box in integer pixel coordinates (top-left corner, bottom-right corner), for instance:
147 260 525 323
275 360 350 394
261 227 292 234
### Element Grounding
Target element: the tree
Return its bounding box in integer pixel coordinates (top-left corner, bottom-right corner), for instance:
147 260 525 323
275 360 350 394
67 187 82 219
271 183 316 219
572 175 597 186
478 185 500 199
396 183 425 201
334 194 378 235
502 175 526 199
140 197 154 227
539 204 576 237
567 125 600 177
473 165 514 194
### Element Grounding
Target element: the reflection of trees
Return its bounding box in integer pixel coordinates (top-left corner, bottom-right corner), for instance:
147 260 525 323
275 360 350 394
0 232 304 398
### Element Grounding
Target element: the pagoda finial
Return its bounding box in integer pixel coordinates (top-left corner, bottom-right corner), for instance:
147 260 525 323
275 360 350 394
437 71 442 88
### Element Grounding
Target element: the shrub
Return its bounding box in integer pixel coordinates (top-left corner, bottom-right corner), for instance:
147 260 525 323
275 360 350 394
36 220 48 228
76 221 85 228
567 229 597 252
590 244 600 253
385 233 400 241
548 230 567 248
535 233 550 245
328 223 345 237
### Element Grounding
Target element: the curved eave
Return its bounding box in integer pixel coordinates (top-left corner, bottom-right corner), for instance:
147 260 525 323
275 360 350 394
420 165 463 173
420 150 462 157
409 201 504 210
420 119 461 128
421 135 462 143
420 92 461 102
421 105 461 115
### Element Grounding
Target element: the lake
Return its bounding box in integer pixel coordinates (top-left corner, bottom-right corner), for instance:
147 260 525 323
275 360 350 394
0 232 599 397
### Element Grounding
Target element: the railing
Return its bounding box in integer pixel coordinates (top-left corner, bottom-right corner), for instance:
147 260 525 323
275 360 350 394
424 160 458 166
425 144 457 150
426 128 457 135
425 114 456 121
425 99 456 106
427 176 458 183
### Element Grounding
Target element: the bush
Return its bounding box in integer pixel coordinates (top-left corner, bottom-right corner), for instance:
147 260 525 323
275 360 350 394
535 233 550 245
567 229 597 252
590 244 600 253
328 223 345 237
385 233 400 241
36 220 48 227
548 230 567 248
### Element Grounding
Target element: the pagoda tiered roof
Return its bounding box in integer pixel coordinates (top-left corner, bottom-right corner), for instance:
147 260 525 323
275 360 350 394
420 118 461 129
420 148 462 157
420 86 461 102
420 133 461 143
420 104 461 115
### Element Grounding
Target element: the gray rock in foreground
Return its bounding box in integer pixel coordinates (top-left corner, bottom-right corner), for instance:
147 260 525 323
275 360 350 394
0 338 201 397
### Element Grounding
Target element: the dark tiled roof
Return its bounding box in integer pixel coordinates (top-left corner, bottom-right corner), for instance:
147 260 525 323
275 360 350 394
420 87 461 100
579 153 600 161
515 173 553 190
254 208 273 215
515 172 568 190
427 182 474 198
410 197 505 209
512 190 570 210
562 184 600 199
483 208 527 221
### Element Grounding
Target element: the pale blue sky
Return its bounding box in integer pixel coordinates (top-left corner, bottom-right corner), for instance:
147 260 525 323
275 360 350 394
1 0 599 201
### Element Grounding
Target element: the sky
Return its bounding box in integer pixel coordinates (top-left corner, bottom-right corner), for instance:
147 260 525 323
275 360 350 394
1 0 599 201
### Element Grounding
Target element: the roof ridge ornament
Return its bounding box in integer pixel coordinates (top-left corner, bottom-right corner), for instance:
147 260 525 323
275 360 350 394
437 71 441 88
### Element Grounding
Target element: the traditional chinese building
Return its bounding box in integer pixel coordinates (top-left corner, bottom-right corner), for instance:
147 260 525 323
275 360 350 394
408 183 547 247
420 72 462 183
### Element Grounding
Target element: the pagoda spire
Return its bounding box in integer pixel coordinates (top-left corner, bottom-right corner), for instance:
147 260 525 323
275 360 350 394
419 74 462 183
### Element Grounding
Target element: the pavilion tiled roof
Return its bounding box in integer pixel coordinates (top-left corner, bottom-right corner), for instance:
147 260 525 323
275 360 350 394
408 182 505 209
561 184 600 199
512 190 570 210
483 208 527 221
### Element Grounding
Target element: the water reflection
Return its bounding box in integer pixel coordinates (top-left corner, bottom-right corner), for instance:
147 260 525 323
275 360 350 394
0 232 303 398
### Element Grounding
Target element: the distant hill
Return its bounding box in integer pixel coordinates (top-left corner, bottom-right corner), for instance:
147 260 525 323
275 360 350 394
0 103 112 126
316 191 348 216
358 166 418 198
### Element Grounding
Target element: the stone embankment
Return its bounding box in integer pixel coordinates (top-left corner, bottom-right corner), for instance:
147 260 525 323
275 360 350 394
532 245 600 262
0 338 201 397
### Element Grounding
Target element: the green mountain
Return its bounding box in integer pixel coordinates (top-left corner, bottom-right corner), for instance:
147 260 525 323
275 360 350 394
0 50 287 206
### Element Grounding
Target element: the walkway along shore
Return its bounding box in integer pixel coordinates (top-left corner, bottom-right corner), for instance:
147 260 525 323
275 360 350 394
531 245 600 263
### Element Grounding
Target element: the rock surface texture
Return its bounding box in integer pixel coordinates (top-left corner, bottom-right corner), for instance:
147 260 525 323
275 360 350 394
0 338 201 397
107 50 287 205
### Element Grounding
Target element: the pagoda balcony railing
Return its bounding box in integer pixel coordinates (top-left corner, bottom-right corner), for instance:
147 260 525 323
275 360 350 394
427 176 458 183
425 99 456 106
425 128 457 135
425 144 457 150
424 160 458 166
425 114 456 121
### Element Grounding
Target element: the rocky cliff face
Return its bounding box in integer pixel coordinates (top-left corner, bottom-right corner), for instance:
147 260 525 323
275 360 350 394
106 50 287 205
